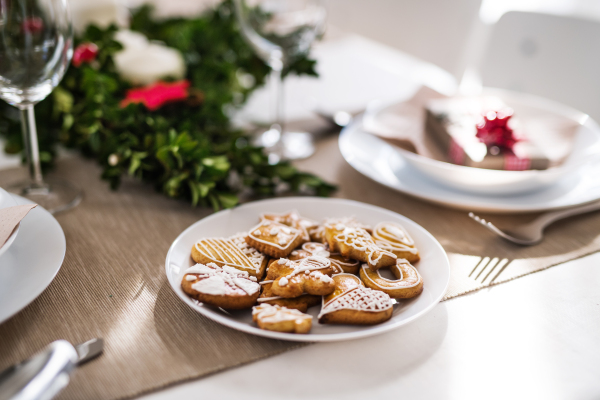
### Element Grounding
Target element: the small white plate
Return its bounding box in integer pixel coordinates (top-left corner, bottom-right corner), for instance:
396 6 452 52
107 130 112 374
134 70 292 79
363 89 600 195
340 119 600 213
165 197 450 342
0 187 20 258
0 195 66 324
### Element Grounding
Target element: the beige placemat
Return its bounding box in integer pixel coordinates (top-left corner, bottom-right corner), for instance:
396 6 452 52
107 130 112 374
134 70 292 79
1 137 599 399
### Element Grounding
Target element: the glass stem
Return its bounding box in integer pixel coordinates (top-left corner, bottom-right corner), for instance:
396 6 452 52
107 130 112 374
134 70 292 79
270 52 285 135
19 104 44 187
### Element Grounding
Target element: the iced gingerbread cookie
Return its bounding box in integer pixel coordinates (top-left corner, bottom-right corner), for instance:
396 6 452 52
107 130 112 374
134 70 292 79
246 220 304 258
191 234 268 279
372 222 420 263
252 304 312 334
318 273 394 325
324 222 396 271
261 210 317 243
269 256 335 298
181 263 260 310
257 282 320 312
301 242 360 274
360 259 423 299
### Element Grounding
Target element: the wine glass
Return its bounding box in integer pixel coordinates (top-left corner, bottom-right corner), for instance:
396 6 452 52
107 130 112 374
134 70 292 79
0 0 81 213
234 0 327 162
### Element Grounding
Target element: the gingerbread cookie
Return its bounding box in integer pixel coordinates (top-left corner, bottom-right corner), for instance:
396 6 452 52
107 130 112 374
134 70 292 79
269 256 335 298
246 220 304 258
300 242 360 274
360 259 423 299
261 210 316 243
191 234 268 279
318 273 394 325
324 222 396 271
252 304 312 334
372 222 420 263
181 263 260 310
257 281 320 312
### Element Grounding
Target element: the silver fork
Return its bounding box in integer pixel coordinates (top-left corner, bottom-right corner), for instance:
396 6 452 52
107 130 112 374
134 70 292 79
468 200 600 245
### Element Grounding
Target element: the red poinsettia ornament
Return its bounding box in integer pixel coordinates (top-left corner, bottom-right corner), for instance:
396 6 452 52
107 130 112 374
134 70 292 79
73 43 99 67
120 80 191 111
475 109 518 152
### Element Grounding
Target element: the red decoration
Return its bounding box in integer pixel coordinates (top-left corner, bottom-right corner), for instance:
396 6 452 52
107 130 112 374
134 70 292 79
475 109 518 152
120 80 191 111
73 43 99 67
21 17 44 34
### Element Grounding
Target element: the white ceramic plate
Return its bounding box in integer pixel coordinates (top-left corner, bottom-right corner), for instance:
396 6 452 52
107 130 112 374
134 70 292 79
363 89 600 195
340 118 600 213
166 197 450 342
0 195 66 324
0 187 20 258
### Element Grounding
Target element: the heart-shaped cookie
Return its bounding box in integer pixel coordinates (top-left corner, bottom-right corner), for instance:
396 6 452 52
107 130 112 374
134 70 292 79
191 234 268 279
318 274 394 325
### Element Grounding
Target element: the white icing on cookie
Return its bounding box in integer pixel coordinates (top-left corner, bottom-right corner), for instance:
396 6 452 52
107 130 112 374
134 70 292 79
300 242 356 274
194 235 265 275
372 222 418 255
248 220 300 250
185 263 260 296
252 304 312 324
328 224 396 266
318 285 393 319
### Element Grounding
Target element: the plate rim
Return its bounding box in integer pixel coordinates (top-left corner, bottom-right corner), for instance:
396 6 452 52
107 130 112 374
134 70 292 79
339 120 600 214
165 196 450 342
0 188 20 258
0 195 66 324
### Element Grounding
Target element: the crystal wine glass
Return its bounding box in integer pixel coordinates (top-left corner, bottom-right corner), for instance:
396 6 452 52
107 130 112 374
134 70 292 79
234 0 327 162
0 0 81 213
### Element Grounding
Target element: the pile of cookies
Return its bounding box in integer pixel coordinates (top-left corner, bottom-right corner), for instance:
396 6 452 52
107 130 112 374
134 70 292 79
181 211 424 335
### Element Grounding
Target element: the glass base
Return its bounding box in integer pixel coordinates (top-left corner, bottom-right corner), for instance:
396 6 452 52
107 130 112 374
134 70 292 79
257 128 315 163
8 178 82 214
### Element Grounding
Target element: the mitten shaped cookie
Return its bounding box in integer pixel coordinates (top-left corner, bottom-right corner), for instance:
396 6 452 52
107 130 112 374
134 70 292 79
324 222 396 271
252 304 312 334
191 233 268 279
181 263 260 310
318 273 394 325
360 259 423 299
372 222 420 263
246 220 304 258
269 256 335 298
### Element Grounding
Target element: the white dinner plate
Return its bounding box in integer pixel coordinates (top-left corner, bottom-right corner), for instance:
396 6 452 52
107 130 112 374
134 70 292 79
362 88 600 195
340 118 600 213
0 195 66 324
165 197 450 342
0 187 20 257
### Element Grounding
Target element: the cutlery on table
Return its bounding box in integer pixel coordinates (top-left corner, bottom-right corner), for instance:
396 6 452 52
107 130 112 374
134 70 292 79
0 338 104 400
468 200 600 245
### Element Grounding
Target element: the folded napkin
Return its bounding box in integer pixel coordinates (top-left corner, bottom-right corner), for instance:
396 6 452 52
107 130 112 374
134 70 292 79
363 86 579 168
0 204 36 249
